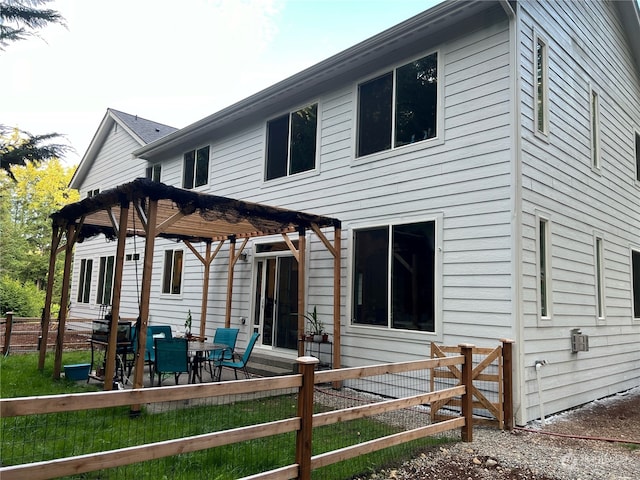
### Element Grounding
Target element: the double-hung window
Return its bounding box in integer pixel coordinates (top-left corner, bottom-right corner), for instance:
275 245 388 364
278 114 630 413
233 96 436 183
357 52 438 157
534 33 549 136
96 255 115 305
146 164 161 182
352 221 436 332
162 249 183 295
590 86 601 170
265 103 318 180
183 146 209 189
632 249 640 320
77 259 93 303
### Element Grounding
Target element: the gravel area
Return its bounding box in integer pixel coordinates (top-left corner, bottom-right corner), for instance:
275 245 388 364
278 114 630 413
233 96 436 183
357 387 640 480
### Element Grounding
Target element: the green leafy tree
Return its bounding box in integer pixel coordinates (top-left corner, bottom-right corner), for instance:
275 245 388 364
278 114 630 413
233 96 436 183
0 126 71 181
0 0 65 50
0 158 78 299
0 275 45 315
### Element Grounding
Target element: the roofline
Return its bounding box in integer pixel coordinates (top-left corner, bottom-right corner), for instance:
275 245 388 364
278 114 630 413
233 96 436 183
133 0 489 160
69 109 146 189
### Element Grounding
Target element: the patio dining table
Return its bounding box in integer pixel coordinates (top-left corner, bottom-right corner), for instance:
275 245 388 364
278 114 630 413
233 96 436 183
188 341 230 383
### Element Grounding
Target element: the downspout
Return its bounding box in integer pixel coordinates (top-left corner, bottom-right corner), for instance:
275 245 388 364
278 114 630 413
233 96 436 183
499 0 527 426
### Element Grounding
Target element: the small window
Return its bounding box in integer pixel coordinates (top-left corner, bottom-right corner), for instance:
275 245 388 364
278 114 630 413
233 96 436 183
182 146 209 189
352 221 436 332
539 218 551 319
87 189 99 198
146 164 161 182
632 249 640 319
96 256 115 305
162 249 183 295
595 237 605 320
265 103 318 180
590 87 600 170
634 132 640 183
77 259 93 303
357 52 438 157
534 34 549 136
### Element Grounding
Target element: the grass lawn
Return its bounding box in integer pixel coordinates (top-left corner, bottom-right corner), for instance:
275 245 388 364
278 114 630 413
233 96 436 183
1 352 451 479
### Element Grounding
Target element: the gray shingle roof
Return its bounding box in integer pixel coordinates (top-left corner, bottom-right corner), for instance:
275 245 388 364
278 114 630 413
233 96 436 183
109 108 177 144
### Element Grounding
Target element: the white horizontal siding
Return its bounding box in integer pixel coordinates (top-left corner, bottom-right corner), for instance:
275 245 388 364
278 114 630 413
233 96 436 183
519 0 640 423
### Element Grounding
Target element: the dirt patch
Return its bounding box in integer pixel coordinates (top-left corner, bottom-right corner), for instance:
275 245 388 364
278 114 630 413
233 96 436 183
1 319 91 352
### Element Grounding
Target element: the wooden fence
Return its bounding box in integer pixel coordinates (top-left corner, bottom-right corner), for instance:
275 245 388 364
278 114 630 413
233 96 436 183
430 339 513 430
0 347 475 480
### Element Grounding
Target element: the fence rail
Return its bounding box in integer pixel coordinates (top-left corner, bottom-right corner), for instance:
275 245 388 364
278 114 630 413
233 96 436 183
0 348 475 480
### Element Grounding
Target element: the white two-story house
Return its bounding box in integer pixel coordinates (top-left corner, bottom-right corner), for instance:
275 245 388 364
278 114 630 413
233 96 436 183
68 0 640 425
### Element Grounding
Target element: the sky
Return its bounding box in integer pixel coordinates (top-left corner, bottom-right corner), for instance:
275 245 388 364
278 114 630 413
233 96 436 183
2 0 441 166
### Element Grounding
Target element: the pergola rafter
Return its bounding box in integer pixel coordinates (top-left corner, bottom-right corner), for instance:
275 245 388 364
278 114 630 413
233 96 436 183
42 178 342 391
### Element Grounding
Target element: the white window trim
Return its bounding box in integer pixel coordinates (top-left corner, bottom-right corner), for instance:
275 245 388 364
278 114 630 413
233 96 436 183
533 30 550 139
345 213 443 342
182 145 210 190
161 248 184 297
262 101 321 185
536 213 552 325
351 49 444 164
589 83 601 173
632 246 640 323
594 233 606 324
634 130 640 188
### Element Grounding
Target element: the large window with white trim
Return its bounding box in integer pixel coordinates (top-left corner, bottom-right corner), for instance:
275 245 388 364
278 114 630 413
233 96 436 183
357 52 438 157
182 146 209 189
352 221 435 332
77 259 93 304
96 255 114 306
265 103 318 181
162 249 183 295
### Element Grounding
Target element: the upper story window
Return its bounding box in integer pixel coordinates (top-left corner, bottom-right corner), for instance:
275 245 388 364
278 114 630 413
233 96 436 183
534 33 549 136
634 132 640 183
146 164 161 182
352 220 436 332
357 52 438 158
183 146 209 189
590 86 601 171
265 103 318 181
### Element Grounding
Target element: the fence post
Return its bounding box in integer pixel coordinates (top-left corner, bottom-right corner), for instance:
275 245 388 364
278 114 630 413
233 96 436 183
459 343 474 442
2 312 13 356
500 338 514 431
296 356 319 480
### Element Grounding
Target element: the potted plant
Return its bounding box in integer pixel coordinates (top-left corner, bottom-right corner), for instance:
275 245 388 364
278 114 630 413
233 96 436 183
185 310 193 339
303 306 325 342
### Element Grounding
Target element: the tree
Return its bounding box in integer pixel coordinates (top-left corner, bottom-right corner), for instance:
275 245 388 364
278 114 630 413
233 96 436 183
0 158 79 296
0 0 65 50
0 126 71 180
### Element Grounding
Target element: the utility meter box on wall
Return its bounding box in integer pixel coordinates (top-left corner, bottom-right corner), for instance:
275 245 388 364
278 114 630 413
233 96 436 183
571 328 589 353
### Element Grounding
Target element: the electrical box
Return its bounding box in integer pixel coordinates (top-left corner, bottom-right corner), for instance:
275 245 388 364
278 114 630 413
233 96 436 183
571 328 589 353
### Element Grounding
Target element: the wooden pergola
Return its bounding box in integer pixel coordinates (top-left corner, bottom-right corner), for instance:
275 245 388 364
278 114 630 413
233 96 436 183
40 178 342 391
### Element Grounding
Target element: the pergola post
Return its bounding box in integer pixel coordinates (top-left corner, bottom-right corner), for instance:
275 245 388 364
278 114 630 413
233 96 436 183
200 241 212 337
103 202 129 390
297 227 306 357
225 236 236 328
38 225 61 371
333 226 341 371
53 224 75 379
132 199 158 392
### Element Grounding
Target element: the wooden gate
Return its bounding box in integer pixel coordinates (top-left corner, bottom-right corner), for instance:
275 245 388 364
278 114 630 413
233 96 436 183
430 340 513 429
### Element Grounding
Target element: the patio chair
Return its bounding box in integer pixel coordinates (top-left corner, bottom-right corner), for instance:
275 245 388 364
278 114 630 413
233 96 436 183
214 332 260 381
154 337 190 386
146 325 173 384
206 327 239 375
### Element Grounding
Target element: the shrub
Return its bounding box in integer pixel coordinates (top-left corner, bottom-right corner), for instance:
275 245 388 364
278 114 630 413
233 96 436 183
0 275 44 316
